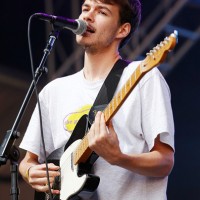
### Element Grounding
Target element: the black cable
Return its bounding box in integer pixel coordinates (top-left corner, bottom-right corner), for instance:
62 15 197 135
27 15 53 200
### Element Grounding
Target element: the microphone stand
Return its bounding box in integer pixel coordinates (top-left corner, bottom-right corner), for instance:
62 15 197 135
0 27 61 200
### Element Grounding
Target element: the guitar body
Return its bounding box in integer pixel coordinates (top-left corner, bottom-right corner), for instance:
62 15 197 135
59 115 100 200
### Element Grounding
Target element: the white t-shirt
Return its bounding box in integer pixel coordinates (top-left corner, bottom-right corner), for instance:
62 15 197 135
20 61 174 200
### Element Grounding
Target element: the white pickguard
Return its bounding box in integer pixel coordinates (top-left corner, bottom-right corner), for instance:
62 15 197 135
60 139 87 200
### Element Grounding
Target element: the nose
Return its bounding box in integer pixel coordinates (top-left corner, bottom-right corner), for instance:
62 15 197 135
82 10 95 23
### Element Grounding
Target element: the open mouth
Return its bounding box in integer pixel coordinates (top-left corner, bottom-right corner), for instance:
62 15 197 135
86 25 95 33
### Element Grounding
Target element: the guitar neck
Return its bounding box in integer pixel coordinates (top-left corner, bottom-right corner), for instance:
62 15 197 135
73 135 93 165
104 63 147 123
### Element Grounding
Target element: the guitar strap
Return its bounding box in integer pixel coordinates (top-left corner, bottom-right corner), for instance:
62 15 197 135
88 58 130 124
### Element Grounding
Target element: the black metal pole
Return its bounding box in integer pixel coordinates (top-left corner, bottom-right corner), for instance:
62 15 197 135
0 28 61 200
9 146 20 200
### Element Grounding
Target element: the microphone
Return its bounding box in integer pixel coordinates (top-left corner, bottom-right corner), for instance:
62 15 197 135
33 13 87 35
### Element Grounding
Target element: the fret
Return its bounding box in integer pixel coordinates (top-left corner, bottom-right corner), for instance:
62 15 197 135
110 101 113 112
134 69 137 82
125 80 127 94
112 99 115 112
74 141 81 162
83 137 87 150
126 78 131 92
112 98 116 112
108 103 111 119
115 92 119 106
118 92 121 104
138 67 141 78
120 90 122 101
73 151 77 162
131 73 135 87
113 97 116 110
114 95 119 110
129 75 132 88
77 147 80 159
109 102 113 119
122 85 126 98
109 101 113 118
82 138 86 152
104 108 109 122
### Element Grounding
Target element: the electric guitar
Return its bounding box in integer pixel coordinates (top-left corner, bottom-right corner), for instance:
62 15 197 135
59 31 178 200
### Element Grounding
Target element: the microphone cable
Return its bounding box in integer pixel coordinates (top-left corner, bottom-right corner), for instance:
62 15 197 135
27 14 53 200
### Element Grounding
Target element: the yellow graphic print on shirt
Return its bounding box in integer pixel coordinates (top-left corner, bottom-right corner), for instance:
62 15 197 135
63 105 92 133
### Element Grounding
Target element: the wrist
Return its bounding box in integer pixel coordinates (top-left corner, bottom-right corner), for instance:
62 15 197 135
111 151 126 166
25 165 34 182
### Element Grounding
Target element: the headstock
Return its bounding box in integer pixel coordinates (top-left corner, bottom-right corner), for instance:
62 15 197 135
141 31 178 72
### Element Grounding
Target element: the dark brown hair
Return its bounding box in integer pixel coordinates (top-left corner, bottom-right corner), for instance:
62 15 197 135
118 0 141 48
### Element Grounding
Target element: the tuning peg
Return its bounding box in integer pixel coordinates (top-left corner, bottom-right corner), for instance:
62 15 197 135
164 37 169 41
159 42 164 47
170 30 178 43
173 30 178 37
155 45 160 50
153 47 158 52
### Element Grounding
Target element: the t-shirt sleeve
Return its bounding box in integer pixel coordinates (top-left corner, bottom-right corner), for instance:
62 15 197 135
19 88 54 163
140 68 175 151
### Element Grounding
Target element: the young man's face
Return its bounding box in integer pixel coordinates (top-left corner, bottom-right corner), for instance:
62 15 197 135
76 0 122 52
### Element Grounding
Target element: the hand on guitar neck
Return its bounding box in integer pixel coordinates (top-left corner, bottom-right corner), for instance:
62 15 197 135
87 111 122 165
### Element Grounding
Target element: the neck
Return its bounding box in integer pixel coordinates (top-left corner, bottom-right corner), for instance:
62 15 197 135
83 48 121 81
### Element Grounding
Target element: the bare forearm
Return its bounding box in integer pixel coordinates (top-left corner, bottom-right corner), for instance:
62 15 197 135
88 112 174 178
115 150 174 177
19 155 39 182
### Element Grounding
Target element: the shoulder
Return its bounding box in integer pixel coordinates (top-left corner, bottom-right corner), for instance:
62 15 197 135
42 70 83 92
38 70 83 102
123 60 169 90
48 70 82 87
123 60 164 81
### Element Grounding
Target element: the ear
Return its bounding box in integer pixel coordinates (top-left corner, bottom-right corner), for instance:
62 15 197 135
116 23 131 40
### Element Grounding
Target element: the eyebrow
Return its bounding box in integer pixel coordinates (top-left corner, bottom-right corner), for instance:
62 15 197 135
82 3 112 15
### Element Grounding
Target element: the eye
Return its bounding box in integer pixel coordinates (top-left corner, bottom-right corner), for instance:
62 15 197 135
99 10 107 16
82 5 90 12
82 8 89 12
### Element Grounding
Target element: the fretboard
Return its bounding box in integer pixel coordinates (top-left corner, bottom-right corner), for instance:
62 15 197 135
104 63 145 123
